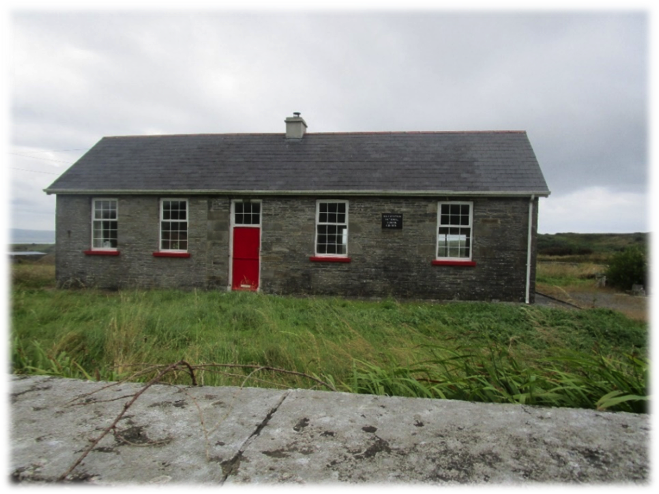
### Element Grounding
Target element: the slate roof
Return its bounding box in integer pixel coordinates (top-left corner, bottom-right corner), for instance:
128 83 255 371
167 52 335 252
45 131 550 196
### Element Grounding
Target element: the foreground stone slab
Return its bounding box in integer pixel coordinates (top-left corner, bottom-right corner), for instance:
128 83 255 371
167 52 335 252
10 375 287 484
232 389 649 484
10 375 648 485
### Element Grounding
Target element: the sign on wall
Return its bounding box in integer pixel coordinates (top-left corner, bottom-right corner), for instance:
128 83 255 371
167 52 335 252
382 213 403 229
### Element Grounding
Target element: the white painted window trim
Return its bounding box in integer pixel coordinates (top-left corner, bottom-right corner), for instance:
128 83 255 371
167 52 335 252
231 199 262 228
315 199 349 257
436 201 474 261
159 198 189 252
91 198 118 250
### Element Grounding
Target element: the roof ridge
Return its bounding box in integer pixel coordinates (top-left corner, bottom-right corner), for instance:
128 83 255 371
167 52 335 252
307 130 527 135
104 130 527 139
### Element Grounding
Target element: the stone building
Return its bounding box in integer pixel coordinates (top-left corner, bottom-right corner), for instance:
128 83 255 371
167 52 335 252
45 114 550 302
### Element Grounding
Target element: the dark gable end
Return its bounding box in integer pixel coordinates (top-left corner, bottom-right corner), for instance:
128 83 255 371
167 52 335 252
45 131 550 196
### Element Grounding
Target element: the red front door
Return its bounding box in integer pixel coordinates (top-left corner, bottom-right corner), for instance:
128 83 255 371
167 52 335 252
232 227 260 291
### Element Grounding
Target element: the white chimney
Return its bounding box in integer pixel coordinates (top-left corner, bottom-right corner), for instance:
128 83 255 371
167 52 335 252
285 112 307 139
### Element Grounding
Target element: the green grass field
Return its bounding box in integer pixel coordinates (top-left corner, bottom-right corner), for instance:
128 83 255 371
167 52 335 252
10 263 649 413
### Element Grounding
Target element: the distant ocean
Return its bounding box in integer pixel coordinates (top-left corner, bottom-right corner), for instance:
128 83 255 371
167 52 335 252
10 229 56 244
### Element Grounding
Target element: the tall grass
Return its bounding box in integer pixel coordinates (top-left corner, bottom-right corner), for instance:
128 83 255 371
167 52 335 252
10 264 649 412
11 263 56 290
346 344 648 413
536 262 606 287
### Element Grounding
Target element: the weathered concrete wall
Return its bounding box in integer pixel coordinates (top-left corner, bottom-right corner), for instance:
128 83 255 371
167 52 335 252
11 375 649 485
56 194 539 301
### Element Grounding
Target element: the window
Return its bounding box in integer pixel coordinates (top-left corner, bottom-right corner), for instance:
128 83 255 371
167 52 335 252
234 201 261 226
437 202 473 260
160 199 188 251
92 199 118 250
315 200 348 256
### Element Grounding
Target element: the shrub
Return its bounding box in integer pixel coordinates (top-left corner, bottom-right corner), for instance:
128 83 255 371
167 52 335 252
606 246 647 291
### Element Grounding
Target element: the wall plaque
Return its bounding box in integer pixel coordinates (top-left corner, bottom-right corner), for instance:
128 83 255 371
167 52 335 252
382 213 403 229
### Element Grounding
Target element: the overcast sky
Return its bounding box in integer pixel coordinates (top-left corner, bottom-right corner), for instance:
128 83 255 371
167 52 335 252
5 5 650 235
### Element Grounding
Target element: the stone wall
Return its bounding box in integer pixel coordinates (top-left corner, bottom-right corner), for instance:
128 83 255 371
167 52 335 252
259 196 538 302
55 195 211 290
55 194 538 302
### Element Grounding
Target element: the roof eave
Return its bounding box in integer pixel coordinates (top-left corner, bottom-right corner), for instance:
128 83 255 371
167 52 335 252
44 188 551 197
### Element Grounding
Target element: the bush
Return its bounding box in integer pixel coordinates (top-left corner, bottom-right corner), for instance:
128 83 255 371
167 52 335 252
606 246 647 291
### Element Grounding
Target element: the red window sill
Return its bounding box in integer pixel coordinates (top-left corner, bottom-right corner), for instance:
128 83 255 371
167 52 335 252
84 250 120 256
309 256 351 263
432 260 476 267
153 252 191 258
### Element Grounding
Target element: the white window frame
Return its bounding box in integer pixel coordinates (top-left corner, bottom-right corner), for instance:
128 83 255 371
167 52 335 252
315 199 349 257
231 199 262 228
91 198 118 251
436 201 473 261
159 198 189 252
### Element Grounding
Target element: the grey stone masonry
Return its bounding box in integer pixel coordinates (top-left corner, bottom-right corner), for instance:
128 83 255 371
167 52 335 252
56 194 538 302
56 195 211 290
260 196 537 302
